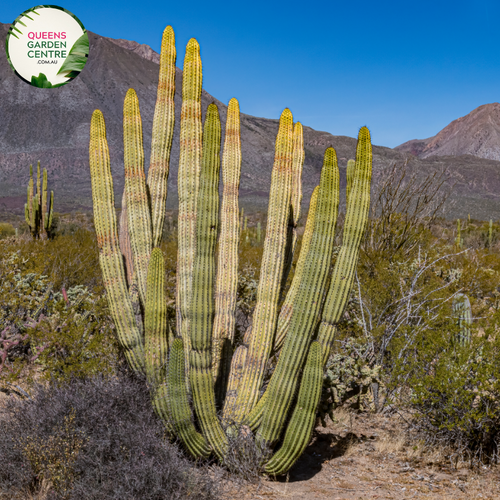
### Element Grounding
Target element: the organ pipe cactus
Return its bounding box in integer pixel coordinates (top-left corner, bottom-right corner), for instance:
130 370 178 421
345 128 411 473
88 24 373 475
25 161 54 239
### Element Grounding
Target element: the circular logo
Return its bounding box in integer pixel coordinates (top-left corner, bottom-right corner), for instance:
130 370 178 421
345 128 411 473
5 5 89 88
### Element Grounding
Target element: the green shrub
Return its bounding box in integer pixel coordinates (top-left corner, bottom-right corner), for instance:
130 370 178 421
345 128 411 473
0 223 15 239
409 325 500 465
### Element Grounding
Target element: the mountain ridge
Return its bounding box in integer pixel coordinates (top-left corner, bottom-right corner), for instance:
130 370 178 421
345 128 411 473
1 23 500 220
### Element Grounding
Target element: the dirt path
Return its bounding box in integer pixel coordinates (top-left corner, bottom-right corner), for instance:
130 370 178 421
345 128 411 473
225 410 500 499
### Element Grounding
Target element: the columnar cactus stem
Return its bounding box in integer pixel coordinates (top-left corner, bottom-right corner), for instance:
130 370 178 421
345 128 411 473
264 341 323 475
147 26 176 247
25 162 54 239
212 98 242 380
317 126 373 364
145 248 169 389
256 147 339 446
346 158 355 204
89 110 144 373
188 103 228 458
123 89 153 306
177 38 203 357
119 191 134 286
166 338 210 458
280 122 304 293
229 108 294 422
273 185 319 353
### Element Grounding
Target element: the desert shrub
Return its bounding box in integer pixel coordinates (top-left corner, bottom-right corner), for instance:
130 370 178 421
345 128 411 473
0 227 102 291
408 330 500 466
0 252 120 385
0 376 219 500
0 222 15 239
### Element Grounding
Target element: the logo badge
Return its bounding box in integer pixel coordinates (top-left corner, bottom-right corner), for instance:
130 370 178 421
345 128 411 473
5 5 89 88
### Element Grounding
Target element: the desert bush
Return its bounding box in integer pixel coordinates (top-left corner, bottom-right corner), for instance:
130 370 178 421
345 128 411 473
0 222 15 239
0 376 220 500
0 252 120 385
408 327 500 466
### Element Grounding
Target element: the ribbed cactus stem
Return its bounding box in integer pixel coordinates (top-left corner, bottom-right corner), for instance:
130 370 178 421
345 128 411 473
456 219 462 248
346 159 355 204
257 221 262 242
222 345 247 421
212 98 242 380
317 126 373 365
165 338 211 458
280 122 304 294
229 108 294 422
489 219 493 248
177 37 203 357
189 103 227 459
256 147 339 446
89 109 144 373
145 248 169 389
40 168 48 239
264 341 323 475
147 26 176 247
452 293 472 346
123 88 153 306
119 191 134 286
273 185 319 353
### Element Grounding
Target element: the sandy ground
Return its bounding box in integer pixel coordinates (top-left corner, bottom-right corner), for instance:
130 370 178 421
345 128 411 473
224 410 500 500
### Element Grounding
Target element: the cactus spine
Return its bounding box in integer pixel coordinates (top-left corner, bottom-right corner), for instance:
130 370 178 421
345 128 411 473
25 161 54 239
89 24 374 476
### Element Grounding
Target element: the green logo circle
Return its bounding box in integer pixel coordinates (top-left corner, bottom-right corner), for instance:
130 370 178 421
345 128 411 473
5 5 89 88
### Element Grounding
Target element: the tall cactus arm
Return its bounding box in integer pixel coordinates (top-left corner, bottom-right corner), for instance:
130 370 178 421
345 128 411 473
212 97 242 380
177 37 203 356
119 191 134 286
41 168 48 239
222 344 247 421
89 109 144 373
123 89 153 306
145 248 169 389
26 166 34 231
189 103 228 459
264 341 323 475
273 185 319 353
165 338 211 458
45 190 54 233
256 147 339 446
317 127 372 364
346 158 355 205
280 121 304 294
229 108 294 422
148 26 176 246
36 161 41 207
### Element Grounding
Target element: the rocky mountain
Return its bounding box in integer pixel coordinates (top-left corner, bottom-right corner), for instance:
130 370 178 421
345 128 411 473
396 103 500 161
1 23 500 220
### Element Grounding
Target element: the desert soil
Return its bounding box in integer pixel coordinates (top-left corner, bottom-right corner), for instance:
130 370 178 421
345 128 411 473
225 409 500 500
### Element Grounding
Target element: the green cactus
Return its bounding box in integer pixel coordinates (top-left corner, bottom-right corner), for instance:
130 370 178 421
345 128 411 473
88 24 373 476
456 218 462 248
489 219 493 248
452 293 472 345
25 161 54 239
257 221 262 243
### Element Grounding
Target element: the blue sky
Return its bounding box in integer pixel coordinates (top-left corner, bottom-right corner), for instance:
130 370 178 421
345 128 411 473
2 0 499 147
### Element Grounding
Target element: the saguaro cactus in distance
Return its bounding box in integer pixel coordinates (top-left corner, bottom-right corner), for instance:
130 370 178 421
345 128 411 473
89 24 373 476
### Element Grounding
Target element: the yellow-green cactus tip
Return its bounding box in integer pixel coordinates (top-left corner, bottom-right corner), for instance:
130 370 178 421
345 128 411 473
163 25 174 37
125 88 138 100
358 126 371 140
186 38 200 51
207 102 219 113
228 97 239 109
281 108 293 123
